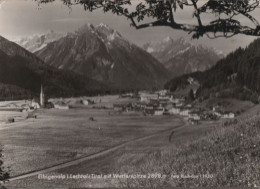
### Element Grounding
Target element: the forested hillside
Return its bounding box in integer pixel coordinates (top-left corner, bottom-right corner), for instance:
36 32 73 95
165 39 260 103
0 36 110 100
35 24 170 90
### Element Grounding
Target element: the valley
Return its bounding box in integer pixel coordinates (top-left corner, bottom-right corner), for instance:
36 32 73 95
0 94 229 188
0 22 259 188
0 90 259 188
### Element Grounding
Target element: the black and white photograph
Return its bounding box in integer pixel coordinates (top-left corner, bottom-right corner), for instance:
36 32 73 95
0 0 260 188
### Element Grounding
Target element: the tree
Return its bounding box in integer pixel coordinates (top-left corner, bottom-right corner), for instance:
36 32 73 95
189 88 195 101
36 0 260 39
0 147 9 186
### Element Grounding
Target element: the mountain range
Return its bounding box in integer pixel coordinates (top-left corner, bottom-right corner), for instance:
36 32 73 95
16 30 65 53
165 38 260 103
3 22 259 103
34 24 170 90
143 37 224 77
0 36 109 100
18 30 223 81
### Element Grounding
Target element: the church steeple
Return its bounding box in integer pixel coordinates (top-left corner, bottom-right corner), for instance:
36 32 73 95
40 84 45 107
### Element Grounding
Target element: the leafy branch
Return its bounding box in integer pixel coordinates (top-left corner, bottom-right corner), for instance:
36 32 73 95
35 0 260 39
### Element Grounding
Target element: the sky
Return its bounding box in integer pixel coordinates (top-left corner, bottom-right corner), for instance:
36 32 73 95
0 0 259 54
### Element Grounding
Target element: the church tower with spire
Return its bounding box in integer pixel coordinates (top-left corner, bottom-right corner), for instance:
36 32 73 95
40 84 45 107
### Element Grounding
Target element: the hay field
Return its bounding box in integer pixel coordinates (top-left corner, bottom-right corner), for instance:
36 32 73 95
0 96 182 178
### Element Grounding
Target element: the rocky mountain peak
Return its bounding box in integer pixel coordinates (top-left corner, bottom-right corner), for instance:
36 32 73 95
35 23 170 90
143 37 223 78
76 23 95 34
15 30 65 53
95 23 122 41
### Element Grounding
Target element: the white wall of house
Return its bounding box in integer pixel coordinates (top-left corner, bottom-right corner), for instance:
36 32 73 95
154 108 164 116
54 104 69 110
189 114 200 120
222 113 235 119
180 110 190 116
82 100 89 105
169 108 180 115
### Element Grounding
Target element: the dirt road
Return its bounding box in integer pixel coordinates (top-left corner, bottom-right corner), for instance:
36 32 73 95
2 122 185 184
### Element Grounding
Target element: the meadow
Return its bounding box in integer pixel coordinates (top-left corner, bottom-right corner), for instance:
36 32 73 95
3 113 218 188
0 96 182 179
2 96 258 188
113 105 260 187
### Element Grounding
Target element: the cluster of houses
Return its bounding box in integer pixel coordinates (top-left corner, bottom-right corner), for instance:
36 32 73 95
37 85 97 110
139 90 202 124
112 90 236 125
47 98 96 110
0 99 40 113
1 84 236 125
0 99 41 124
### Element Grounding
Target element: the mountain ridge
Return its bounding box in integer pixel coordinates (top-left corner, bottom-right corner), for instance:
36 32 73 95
143 37 224 77
35 24 170 90
0 35 110 100
165 38 260 103
15 30 65 53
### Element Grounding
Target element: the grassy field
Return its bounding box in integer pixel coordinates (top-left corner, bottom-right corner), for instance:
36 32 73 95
2 96 258 188
3 116 219 188
112 105 260 187
0 96 183 179
195 98 255 113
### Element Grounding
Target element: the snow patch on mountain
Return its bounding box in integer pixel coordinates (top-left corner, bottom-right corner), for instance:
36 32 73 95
107 31 120 41
35 23 170 89
143 36 224 77
147 47 155 53
15 30 65 53
173 46 191 56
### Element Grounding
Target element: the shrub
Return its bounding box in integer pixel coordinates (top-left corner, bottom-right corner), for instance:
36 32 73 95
0 147 9 185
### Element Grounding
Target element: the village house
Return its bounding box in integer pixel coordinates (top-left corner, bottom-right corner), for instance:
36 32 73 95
31 100 40 110
54 104 70 110
113 104 123 111
222 112 235 119
53 101 70 110
213 111 222 117
170 96 185 104
144 106 154 115
156 89 168 96
140 93 158 103
170 98 180 104
201 111 219 120
175 102 184 108
158 100 169 108
139 102 147 109
168 107 180 115
82 99 89 105
186 104 192 108
120 93 134 98
189 113 200 121
82 99 94 106
150 98 159 106
165 104 174 110
213 106 235 119
163 109 170 115
180 108 190 117
158 96 170 101
154 107 165 116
